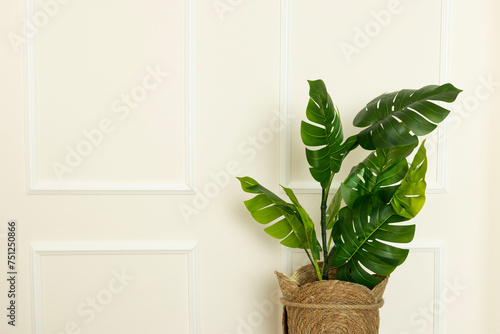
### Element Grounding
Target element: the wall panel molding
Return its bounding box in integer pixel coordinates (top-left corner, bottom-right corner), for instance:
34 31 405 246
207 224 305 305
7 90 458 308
24 0 196 194
279 0 452 194
30 242 199 334
281 241 445 333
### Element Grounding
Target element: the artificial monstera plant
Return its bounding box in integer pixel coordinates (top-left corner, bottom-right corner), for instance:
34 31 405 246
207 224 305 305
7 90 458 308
237 80 462 288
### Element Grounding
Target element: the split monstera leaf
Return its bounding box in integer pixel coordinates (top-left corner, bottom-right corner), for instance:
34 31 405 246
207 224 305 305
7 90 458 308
238 80 462 287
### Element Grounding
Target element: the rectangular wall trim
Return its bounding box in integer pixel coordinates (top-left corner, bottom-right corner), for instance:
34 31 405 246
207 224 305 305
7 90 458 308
24 0 196 194
30 242 200 334
279 0 452 194
281 241 445 333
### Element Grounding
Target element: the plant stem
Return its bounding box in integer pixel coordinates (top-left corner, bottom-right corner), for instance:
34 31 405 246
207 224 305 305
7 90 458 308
326 187 342 251
304 248 322 281
321 188 329 280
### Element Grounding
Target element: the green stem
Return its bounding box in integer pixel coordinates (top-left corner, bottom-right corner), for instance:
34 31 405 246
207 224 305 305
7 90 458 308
304 248 322 281
320 188 329 280
313 259 322 281
326 187 342 251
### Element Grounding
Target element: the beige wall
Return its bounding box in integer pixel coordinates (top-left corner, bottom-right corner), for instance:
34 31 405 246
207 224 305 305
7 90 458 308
0 0 498 333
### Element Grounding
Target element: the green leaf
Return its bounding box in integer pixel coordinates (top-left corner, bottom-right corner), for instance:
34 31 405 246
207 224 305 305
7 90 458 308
353 83 462 150
340 143 416 208
301 80 359 188
280 230 304 248
263 219 292 239
327 143 416 263
392 141 428 219
328 143 424 288
329 196 414 287
326 187 342 229
282 186 322 260
237 177 309 250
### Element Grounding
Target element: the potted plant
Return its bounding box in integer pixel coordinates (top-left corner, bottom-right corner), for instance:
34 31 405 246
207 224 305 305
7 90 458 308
237 80 462 333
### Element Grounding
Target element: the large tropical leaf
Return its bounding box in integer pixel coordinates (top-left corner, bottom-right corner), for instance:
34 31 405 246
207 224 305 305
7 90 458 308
353 83 462 150
340 143 417 208
237 177 320 257
392 141 428 219
328 143 428 288
326 187 342 229
282 186 321 260
329 196 414 287
326 143 416 250
301 80 359 188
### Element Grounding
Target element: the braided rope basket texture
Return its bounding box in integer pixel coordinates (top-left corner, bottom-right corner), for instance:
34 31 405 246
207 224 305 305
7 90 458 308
276 263 389 334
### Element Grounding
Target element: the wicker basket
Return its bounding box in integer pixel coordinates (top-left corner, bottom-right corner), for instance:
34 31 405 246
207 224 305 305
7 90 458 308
276 263 388 334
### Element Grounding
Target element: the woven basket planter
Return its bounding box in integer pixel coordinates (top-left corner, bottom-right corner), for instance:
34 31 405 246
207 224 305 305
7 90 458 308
276 263 389 334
